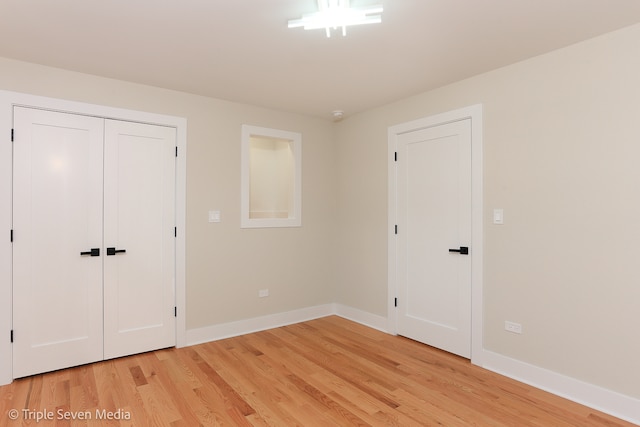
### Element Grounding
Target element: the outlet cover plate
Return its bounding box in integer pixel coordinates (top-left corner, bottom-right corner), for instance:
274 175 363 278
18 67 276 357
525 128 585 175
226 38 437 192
505 321 522 334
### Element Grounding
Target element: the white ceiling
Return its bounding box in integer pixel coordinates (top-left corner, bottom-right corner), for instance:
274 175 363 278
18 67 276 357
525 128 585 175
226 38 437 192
1 0 640 119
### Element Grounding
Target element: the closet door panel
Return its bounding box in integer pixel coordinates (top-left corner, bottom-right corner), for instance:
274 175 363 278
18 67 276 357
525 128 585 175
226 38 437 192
12 107 104 378
103 120 176 359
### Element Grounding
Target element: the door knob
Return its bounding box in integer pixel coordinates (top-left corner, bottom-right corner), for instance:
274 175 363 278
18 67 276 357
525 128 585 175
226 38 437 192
106 247 127 256
80 248 100 256
448 246 469 255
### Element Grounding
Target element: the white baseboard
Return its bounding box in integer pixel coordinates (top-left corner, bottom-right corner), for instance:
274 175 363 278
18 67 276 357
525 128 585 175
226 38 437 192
334 303 388 332
185 303 390 347
481 349 640 425
185 303 336 346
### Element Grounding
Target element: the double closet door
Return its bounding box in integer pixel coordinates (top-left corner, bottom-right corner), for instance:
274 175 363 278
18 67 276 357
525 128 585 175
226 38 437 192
12 107 176 378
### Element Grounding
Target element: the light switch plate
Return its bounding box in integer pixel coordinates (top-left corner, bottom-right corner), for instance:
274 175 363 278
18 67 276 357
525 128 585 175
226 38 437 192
208 210 221 223
493 209 504 225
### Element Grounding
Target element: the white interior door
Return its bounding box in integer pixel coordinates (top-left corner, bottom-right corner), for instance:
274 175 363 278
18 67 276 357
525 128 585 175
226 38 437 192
103 120 176 360
396 119 472 358
12 107 104 378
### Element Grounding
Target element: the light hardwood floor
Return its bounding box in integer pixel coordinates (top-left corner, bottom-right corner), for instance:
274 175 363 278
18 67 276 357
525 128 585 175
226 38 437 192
0 316 635 426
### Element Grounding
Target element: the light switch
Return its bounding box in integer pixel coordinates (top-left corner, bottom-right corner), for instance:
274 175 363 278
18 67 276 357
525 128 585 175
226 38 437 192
208 210 221 223
493 209 504 225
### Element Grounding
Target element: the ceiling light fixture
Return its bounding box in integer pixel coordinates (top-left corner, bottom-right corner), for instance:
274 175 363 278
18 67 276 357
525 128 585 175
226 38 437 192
288 0 383 38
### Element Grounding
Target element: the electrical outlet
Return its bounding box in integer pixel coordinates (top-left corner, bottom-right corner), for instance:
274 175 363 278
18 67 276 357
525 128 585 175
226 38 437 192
505 321 522 334
258 289 269 298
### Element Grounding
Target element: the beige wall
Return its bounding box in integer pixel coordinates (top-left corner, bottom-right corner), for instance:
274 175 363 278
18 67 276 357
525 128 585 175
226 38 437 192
2 22 639 401
0 57 337 330
335 23 640 398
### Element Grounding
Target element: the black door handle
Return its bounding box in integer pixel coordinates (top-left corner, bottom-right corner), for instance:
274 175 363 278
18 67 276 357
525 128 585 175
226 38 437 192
106 247 127 256
449 246 469 255
80 248 100 256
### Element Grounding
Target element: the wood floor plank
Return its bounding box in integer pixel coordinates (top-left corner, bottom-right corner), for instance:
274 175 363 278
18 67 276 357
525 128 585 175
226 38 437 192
0 316 636 426
198 340 331 426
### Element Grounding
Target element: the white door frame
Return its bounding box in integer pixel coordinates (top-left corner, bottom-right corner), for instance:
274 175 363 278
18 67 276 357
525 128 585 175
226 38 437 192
0 90 188 385
388 104 484 366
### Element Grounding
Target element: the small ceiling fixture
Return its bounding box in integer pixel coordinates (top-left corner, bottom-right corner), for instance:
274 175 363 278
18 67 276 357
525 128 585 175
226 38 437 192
288 0 383 38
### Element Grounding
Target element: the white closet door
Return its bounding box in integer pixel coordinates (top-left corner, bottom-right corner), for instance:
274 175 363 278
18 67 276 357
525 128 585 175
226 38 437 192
12 107 104 378
103 120 176 360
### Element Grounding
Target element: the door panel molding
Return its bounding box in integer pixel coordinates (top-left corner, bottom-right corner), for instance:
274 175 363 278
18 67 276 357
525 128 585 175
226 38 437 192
0 90 187 385
388 104 484 365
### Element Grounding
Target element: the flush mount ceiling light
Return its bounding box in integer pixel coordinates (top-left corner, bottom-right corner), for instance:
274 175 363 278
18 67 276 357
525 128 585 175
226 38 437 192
288 0 383 38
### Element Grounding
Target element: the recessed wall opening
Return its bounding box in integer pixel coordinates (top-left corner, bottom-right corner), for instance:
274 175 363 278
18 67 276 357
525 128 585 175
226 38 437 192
249 135 294 219
241 125 301 228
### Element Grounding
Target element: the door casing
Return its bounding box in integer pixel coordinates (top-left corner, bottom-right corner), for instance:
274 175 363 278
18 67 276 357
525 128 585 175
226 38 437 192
388 104 484 366
0 90 187 385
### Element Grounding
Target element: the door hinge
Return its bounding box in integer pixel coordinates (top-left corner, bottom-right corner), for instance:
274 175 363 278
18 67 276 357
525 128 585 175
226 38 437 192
174 306 177 317
10 330 13 343
175 146 178 157
174 227 177 237
394 298 397 307
394 225 398 235
11 129 14 142
10 229 13 242
394 151 397 162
